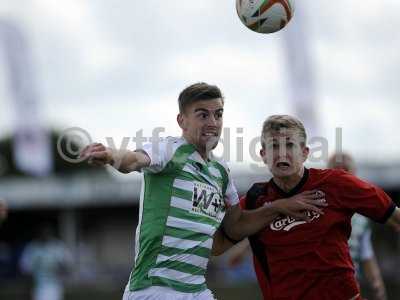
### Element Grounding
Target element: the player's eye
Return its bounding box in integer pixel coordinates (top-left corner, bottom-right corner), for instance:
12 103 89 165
272 143 279 150
215 112 223 120
197 113 208 120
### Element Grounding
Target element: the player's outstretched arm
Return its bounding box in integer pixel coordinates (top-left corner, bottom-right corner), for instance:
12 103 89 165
212 190 327 255
80 143 150 173
386 207 400 232
224 190 328 241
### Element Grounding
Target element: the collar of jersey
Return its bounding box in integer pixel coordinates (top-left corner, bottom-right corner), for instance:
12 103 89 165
269 168 310 197
180 136 214 166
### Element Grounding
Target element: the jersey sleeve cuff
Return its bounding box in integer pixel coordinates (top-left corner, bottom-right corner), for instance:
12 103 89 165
377 202 397 224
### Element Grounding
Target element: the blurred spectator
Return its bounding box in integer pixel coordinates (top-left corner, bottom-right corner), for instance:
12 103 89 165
19 224 73 300
0 199 7 225
328 152 387 300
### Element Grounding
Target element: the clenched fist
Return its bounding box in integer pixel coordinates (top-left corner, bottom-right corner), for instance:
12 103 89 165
79 143 114 166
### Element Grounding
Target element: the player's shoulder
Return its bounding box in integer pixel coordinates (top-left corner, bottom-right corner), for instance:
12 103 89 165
247 182 268 197
309 167 349 183
210 155 229 172
141 136 182 152
139 136 189 172
325 168 356 183
156 136 187 157
242 182 268 209
160 136 186 148
309 167 343 176
311 168 367 191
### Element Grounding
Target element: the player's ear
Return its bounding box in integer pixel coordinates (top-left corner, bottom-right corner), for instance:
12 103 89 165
260 148 268 164
177 114 186 131
302 146 310 162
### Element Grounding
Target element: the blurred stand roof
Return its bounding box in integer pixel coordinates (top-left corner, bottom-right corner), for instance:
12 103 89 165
1 162 399 210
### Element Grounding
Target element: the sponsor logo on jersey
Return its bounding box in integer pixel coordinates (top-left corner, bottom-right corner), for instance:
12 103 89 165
191 181 225 221
270 211 321 231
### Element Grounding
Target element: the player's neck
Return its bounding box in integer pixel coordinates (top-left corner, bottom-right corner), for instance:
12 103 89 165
273 167 305 193
182 135 210 161
197 148 209 161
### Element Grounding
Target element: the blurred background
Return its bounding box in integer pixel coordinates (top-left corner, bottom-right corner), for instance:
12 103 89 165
0 0 399 299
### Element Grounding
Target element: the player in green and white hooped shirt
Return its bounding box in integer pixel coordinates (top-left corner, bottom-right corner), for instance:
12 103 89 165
81 83 328 300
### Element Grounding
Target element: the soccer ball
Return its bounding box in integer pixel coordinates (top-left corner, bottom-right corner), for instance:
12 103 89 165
236 0 295 34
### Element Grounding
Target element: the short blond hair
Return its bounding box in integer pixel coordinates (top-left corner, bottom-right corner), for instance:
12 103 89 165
261 115 307 148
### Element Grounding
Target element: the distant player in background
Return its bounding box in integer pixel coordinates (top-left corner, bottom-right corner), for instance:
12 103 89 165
0 198 7 225
20 224 73 300
328 153 387 300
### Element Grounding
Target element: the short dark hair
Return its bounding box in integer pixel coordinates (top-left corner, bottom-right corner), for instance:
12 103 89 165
178 82 224 113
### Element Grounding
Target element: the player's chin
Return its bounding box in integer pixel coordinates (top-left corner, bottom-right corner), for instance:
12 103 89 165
200 136 220 150
272 167 295 177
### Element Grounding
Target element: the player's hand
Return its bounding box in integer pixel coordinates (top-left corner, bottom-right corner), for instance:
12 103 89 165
228 251 246 267
79 143 114 166
272 190 327 222
0 199 8 224
227 240 250 267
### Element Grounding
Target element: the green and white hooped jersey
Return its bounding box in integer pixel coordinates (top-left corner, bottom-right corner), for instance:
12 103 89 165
129 137 239 293
349 213 374 277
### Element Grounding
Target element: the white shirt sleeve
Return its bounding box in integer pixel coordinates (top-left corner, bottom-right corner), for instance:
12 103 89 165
225 169 239 207
138 137 178 173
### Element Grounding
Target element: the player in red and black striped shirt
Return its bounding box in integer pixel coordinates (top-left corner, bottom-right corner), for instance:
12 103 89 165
235 115 400 300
